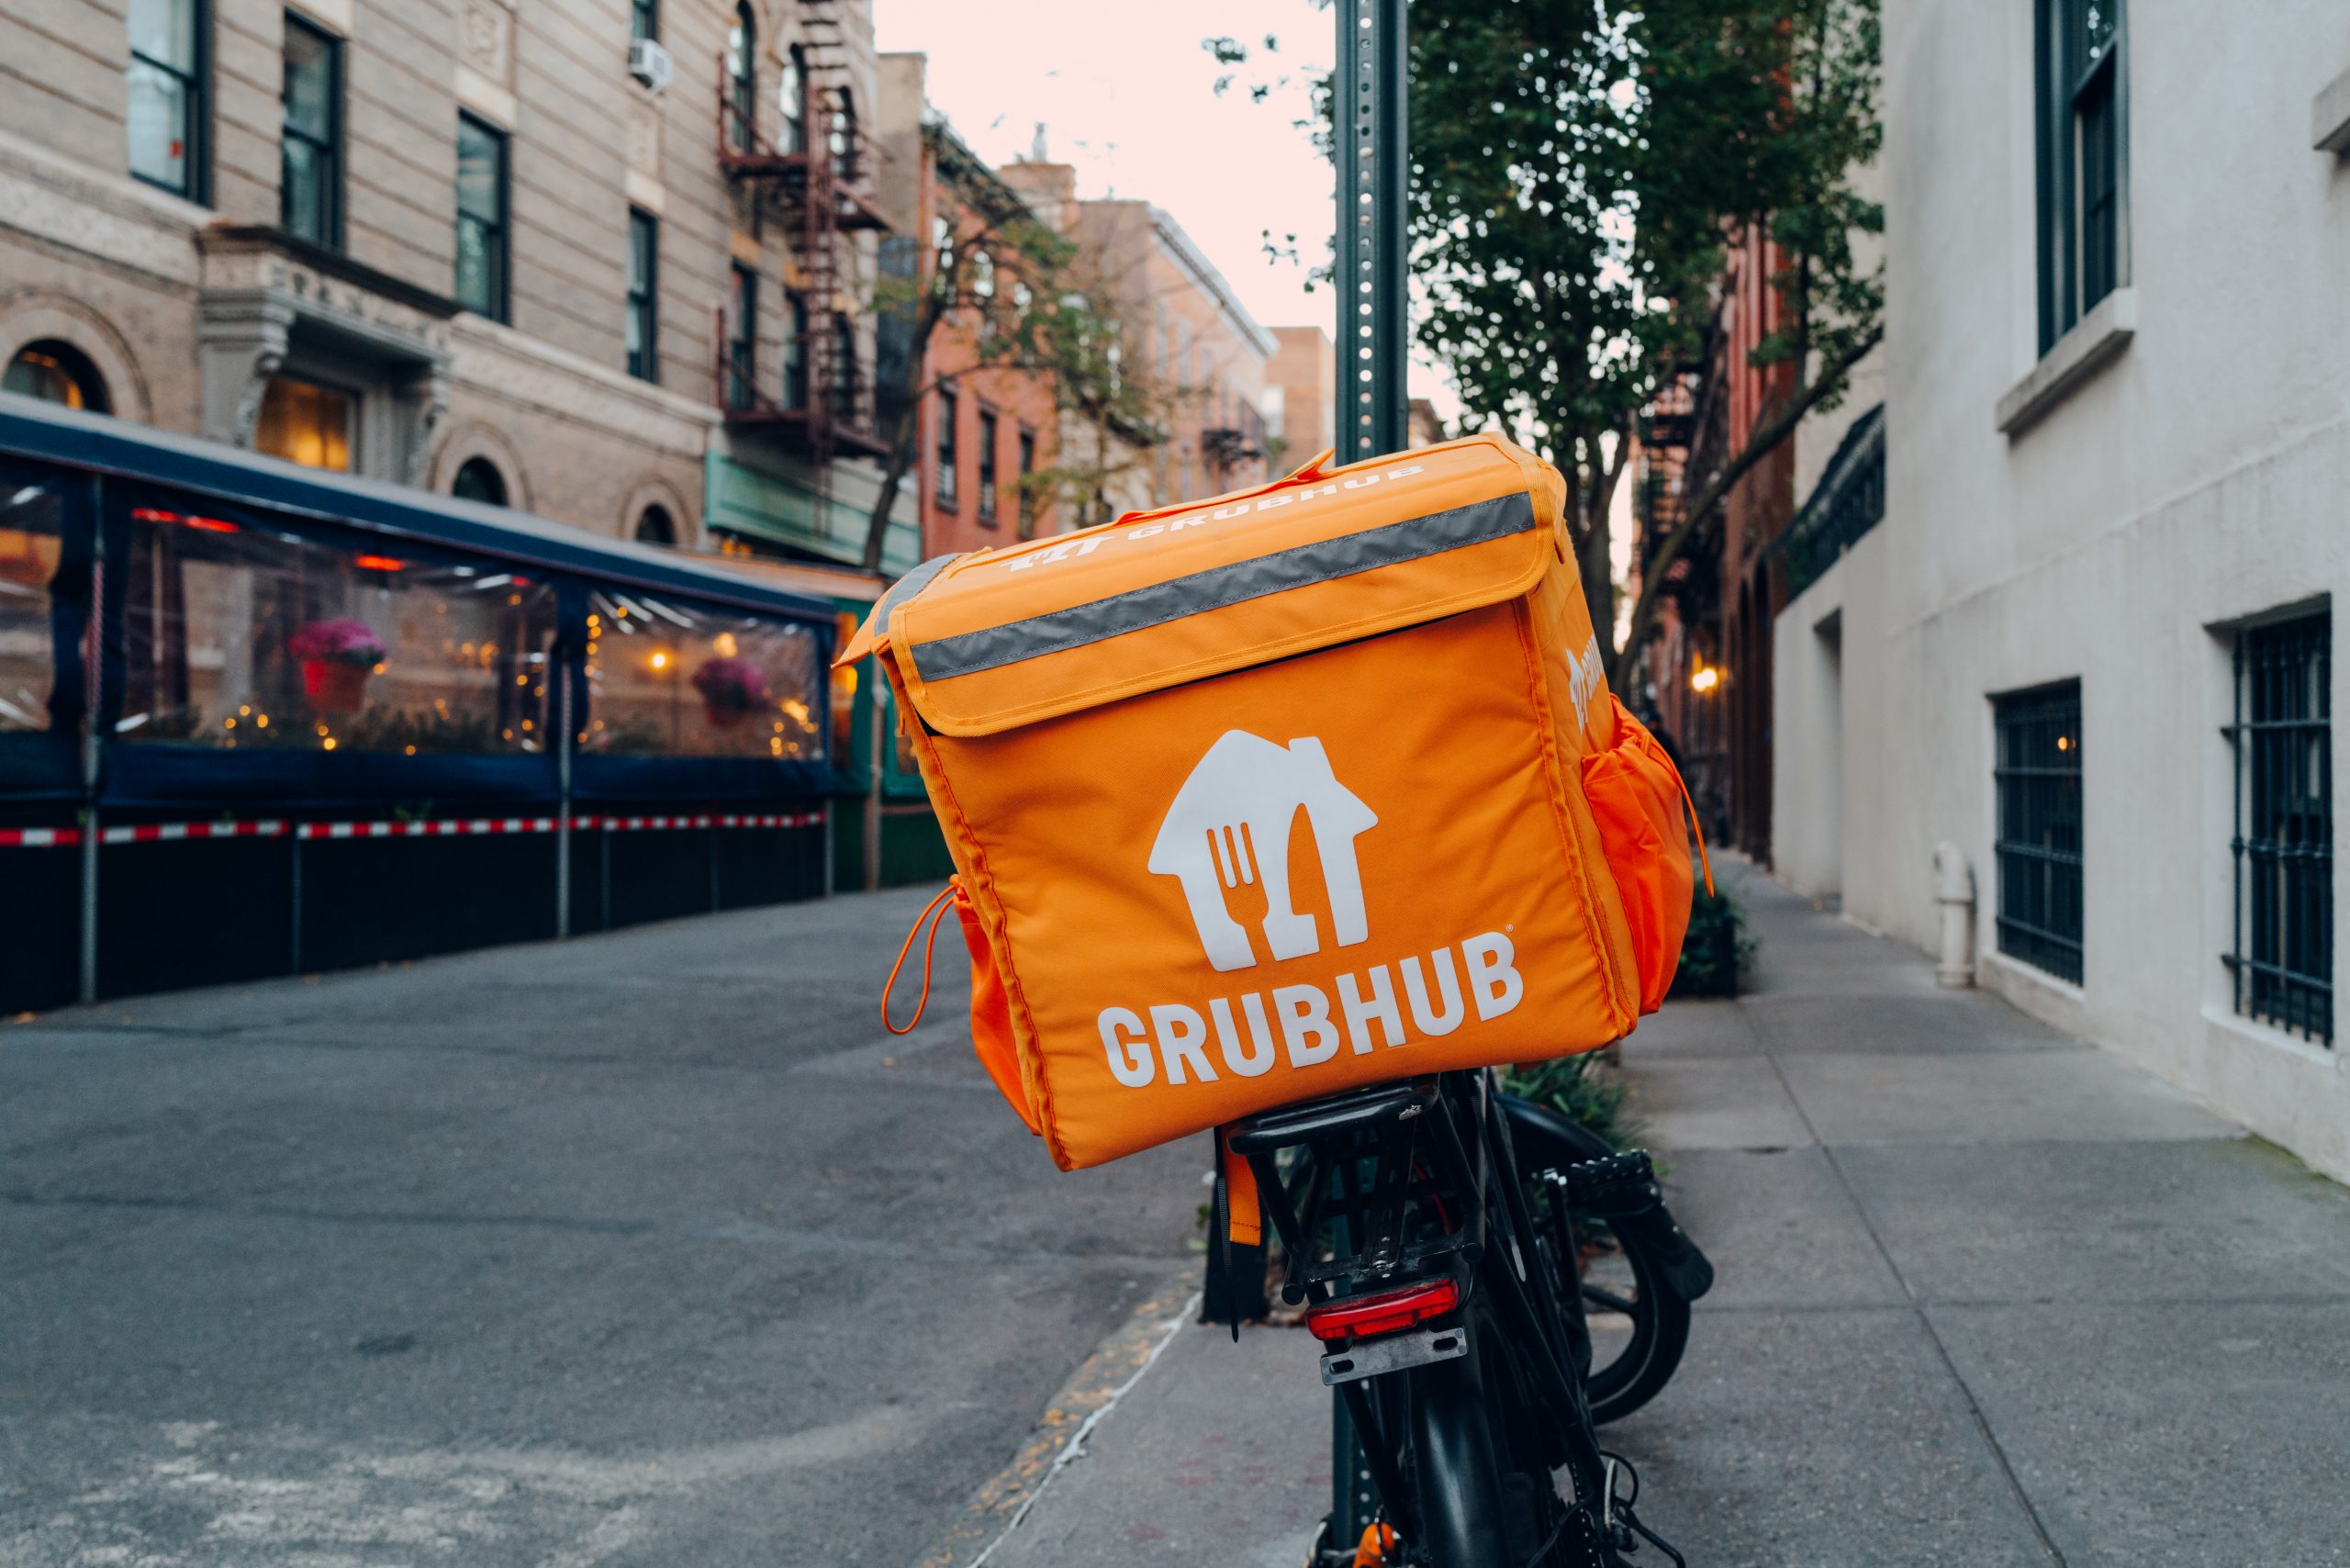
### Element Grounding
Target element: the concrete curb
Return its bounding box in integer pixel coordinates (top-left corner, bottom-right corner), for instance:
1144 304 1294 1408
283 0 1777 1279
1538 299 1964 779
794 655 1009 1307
907 1268 1203 1568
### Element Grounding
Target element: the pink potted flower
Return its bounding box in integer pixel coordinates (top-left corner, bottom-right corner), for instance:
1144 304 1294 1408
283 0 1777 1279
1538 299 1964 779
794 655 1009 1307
287 618 387 713
690 655 769 730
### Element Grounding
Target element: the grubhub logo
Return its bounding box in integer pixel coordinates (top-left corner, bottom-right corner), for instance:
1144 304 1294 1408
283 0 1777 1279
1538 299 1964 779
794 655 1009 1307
1147 731 1376 972
1097 729 1525 1092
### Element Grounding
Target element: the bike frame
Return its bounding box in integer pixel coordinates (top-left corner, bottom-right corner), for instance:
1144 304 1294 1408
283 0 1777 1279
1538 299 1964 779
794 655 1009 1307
1222 1070 1614 1556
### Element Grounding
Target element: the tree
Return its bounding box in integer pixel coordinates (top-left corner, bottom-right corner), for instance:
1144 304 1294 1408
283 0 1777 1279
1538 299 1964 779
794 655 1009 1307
860 132 1187 570
1211 0 1881 678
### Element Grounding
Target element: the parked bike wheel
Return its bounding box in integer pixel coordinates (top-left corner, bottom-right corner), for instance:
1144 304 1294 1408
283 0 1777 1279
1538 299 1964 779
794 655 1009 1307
1499 1094 1695 1426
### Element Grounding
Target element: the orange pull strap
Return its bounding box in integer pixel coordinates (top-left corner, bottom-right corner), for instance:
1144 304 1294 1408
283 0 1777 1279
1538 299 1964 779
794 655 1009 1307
1219 1126 1262 1248
881 881 959 1035
1107 446 1339 532
1674 767 1715 897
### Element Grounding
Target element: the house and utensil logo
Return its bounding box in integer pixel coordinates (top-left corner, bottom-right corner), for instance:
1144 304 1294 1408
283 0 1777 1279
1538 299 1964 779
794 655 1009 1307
1096 729 1526 1093
1147 731 1378 973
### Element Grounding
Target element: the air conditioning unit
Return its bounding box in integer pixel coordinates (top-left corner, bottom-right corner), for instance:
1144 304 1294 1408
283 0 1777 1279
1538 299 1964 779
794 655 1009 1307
628 38 674 94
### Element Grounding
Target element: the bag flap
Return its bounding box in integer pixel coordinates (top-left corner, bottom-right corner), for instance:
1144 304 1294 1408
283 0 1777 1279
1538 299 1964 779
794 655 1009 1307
884 433 1566 737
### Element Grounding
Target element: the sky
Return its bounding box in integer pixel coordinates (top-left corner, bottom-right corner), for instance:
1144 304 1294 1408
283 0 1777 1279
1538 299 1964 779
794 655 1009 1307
874 0 1449 395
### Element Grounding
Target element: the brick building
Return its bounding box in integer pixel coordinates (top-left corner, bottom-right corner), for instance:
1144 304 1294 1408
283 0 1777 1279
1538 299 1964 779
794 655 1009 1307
1633 225 1796 855
871 54 1059 559
996 162 1272 521
0 0 916 572
1262 324 1333 468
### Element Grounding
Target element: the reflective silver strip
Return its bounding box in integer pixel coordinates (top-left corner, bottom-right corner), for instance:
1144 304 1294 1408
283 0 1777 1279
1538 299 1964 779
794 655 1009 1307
908 491 1536 682
873 551 964 633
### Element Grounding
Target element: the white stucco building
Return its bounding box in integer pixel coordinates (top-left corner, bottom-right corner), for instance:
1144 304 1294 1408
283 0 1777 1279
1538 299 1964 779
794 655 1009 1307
1773 0 2349 1180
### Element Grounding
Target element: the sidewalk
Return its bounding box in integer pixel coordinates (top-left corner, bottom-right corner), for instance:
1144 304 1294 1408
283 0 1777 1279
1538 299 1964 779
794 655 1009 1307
937 860 2350 1567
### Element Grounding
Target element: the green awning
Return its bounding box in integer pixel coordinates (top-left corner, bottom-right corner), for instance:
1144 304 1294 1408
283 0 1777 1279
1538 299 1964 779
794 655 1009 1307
705 451 921 577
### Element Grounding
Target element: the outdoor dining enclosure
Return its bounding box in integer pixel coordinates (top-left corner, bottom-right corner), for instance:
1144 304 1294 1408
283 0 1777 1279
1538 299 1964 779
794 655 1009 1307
0 396 836 1013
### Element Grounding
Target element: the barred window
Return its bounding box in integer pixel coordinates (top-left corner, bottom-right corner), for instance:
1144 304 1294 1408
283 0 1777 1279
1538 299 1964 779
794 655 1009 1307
2227 611 2332 1045
1994 681 2084 983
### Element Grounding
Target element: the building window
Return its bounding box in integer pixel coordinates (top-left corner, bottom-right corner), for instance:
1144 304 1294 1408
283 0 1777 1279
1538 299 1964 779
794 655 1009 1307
450 457 506 506
781 291 808 409
1016 427 1037 539
779 45 807 156
934 387 958 510
253 376 352 471
4 342 111 413
1994 681 2085 983
831 312 857 423
626 208 658 382
120 502 557 756
0 473 68 735
128 0 205 199
634 506 676 546
725 264 756 409
629 0 656 42
2034 0 2125 352
725 3 755 153
830 86 857 180
2228 611 2333 1046
280 13 340 248
977 408 999 524
454 113 509 321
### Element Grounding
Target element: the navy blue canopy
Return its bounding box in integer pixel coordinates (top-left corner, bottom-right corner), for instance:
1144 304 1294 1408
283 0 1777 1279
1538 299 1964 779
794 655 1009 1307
0 395 833 622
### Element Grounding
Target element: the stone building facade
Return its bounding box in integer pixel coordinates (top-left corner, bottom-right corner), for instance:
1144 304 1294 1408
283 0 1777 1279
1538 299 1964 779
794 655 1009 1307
1771 0 2350 1181
0 0 914 568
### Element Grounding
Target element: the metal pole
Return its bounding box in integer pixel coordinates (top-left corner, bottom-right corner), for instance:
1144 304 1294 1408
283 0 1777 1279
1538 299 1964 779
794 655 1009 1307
1336 0 1410 465
555 653 573 937
77 477 105 1004
1332 0 1408 1540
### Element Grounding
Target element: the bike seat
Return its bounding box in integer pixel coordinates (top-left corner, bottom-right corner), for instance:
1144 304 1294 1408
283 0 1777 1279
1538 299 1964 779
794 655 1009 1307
1227 1076 1440 1154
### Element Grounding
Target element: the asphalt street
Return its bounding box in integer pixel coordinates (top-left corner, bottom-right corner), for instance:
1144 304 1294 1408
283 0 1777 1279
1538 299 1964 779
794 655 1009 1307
0 884 1200 1567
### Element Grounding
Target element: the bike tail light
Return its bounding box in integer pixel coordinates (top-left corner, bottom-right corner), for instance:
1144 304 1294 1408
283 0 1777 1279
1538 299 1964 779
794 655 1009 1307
1304 1277 1461 1343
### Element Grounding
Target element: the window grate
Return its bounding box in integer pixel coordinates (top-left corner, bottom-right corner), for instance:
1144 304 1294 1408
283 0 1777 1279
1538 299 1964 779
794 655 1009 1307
1994 682 2084 983
2228 612 2333 1046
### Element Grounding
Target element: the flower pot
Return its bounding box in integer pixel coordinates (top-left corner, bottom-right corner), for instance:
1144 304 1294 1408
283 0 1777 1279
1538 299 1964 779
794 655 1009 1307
703 700 754 731
304 659 371 714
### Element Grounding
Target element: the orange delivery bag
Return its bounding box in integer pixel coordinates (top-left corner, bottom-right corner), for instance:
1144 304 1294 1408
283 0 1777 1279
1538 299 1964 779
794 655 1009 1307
842 433 1703 1174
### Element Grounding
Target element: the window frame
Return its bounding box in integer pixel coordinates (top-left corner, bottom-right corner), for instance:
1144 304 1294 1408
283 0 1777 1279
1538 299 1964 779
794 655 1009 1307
976 406 999 525
629 0 657 43
128 0 208 202
780 44 807 156
726 3 756 154
781 290 809 409
1993 679 2086 984
725 263 756 409
626 207 659 383
1016 426 1037 540
454 110 510 323
2226 610 2333 1046
279 11 342 250
934 386 959 511
2033 0 2128 353
830 310 857 424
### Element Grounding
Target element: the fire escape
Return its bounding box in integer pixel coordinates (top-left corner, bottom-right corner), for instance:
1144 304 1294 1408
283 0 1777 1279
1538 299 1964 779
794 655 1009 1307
713 14 893 468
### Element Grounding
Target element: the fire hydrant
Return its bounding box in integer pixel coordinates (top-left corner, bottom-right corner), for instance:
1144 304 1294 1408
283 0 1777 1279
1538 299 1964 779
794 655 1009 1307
1932 841 1975 989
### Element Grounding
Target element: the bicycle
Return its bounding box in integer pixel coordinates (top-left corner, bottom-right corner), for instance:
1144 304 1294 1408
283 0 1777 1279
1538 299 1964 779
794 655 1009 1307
1214 1070 1697 1568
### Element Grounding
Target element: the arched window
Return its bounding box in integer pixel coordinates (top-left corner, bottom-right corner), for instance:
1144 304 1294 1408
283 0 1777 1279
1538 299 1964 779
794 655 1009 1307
830 86 857 179
725 4 756 153
778 45 806 156
451 456 508 506
633 506 677 546
3 341 110 413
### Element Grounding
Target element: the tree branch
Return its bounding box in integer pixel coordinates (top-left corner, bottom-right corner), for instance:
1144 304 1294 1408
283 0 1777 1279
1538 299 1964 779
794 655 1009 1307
1609 320 1882 687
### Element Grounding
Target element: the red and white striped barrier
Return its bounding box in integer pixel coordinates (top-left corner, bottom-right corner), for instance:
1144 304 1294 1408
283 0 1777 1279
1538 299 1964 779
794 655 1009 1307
0 812 827 847
103 821 286 845
297 817 558 841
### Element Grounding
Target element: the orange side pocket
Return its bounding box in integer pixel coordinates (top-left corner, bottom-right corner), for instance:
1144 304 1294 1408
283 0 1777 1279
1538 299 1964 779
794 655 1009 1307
1581 696 1700 1014
951 880 1042 1135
